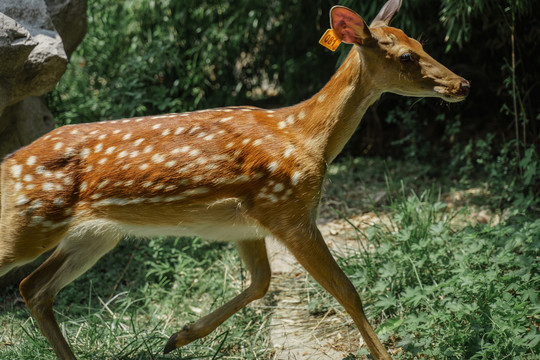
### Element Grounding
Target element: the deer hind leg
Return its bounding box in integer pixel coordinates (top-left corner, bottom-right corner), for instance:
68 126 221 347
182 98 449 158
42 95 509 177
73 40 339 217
164 238 271 354
270 222 392 360
19 224 122 360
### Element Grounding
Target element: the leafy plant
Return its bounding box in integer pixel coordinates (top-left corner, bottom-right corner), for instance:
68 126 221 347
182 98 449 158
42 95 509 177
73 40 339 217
330 187 540 359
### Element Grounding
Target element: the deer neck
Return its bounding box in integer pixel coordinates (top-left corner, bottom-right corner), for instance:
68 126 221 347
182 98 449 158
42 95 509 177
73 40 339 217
286 46 382 164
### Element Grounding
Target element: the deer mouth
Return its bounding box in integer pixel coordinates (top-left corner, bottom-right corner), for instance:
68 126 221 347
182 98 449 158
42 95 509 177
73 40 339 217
434 79 470 103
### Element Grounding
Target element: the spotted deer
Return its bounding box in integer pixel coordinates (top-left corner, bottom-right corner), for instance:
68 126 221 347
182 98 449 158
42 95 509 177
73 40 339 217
0 1 469 359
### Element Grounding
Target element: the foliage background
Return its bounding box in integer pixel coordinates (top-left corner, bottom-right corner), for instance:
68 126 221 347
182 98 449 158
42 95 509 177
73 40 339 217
4 1 537 358
49 0 539 212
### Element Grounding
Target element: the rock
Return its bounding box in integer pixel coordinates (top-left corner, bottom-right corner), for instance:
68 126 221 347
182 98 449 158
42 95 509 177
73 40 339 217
45 0 88 58
0 1 68 114
0 96 55 157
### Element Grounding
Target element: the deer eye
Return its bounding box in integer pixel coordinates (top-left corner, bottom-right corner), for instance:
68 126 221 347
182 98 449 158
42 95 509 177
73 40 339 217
400 53 413 62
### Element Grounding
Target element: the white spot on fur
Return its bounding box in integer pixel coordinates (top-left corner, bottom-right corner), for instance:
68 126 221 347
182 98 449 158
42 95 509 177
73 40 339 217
189 126 201 134
152 124 162 130
291 171 301 186
23 174 33 182
97 179 110 189
189 149 201 157
278 121 286 129
118 150 128 158
184 187 210 196
95 143 103 152
134 138 145 146
268 161 278 173
286 114 295 125
105 146 116 154
80 182 88 191
298 110 306 120
14 182 22 192
27 156 37 166
98 134 107 140
140 163 149 170
11 164 23 178
225 142 234 149
113 129 121 134
54 142 64 151
98 158 108 164
122 133 132 140
220 117 233 122
54 198 64 206
284 147 294 158
211 154 229 161
143 145 153 153
174 127 185 135
162 129 171 136
64 176 74 185
165 160 176 167
142 181 153 188
43 183 54 191
90 193 103 200
317 93 327 102
29 216 44 227
273 183 285 192
81 148 91 158
253 139 262 146
204 134 215 141
65 147 76 157
130 151 139 158
152 153 165 163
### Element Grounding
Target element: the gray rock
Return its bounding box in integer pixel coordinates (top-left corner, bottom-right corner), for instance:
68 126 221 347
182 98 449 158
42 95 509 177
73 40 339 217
0 96 55 157
0 1 68 114
45 0 88 58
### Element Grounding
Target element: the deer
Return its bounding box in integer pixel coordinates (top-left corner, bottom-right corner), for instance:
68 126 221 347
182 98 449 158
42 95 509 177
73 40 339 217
0 1 469 359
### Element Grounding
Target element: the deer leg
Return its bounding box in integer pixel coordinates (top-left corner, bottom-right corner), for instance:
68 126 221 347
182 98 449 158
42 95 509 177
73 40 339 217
19 229 121 360
275 224 392 360
164 238 271 354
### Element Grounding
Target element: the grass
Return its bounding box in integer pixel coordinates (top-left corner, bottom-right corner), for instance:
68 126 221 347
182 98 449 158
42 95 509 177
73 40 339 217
0 237 270 359
1 157 538 359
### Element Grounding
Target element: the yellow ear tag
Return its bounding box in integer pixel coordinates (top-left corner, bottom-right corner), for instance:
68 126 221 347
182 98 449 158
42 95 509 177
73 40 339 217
319 29 342 51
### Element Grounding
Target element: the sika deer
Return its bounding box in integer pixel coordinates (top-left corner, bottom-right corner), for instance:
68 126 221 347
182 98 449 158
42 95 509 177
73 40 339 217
0 1 469 359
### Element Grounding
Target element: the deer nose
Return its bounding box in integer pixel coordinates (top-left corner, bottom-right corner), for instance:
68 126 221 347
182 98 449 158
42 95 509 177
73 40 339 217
459 79 470 97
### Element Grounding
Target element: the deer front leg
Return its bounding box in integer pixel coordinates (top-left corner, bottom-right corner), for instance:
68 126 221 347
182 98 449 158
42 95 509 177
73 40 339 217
164 238 271 354
275 224 392 360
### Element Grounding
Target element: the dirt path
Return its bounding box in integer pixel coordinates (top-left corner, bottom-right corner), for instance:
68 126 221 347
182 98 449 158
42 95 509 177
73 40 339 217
263 210 385 359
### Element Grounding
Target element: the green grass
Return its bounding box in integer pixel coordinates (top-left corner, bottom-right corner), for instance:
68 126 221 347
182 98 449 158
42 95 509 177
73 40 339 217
314 177 540 359
0 238 270 359
1 157 538 359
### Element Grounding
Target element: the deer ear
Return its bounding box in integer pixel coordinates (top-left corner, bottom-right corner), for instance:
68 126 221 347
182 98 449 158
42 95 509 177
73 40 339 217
371 0 402 27
330 6 372 45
